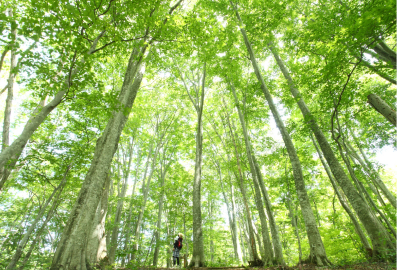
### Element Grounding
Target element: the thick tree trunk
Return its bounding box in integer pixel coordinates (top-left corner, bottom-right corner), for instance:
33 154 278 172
0 31 106 191
367 93 396 126
50 44 146 270
229 7 329 265
228 80 275 265
7 165 71 269
87 174 110 265
268 43 396 259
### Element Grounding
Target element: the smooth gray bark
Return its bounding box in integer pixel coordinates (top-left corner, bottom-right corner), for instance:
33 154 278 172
285 179 303 265
86 174 110 265
367 93 396 127
268 43 396 259
50 42 146 270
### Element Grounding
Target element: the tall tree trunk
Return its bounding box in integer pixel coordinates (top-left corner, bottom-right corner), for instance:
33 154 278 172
209 199 215 263
310 134 373 258
121 145 140 267
50 43 147 270
226 112 261 265
0 31 106 191
207 117 243 263
238 217 248 263
183 211 189 266
335 132 396 240
228 81 275 265
349 128 396 208
7 165 71 269
230 185 243 263
214 158 243 263
153 151 171 266
87 173 110 265
180 63 206 267
344 142 387 207
268 42 396 260
241 219 253 261
251 154 284 265
131 139 160 260
2 8 17 153
285 175 303 265
229 6 329 265
108 139 134 264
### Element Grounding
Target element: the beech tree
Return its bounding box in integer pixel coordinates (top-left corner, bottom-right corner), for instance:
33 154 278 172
0 0 395 269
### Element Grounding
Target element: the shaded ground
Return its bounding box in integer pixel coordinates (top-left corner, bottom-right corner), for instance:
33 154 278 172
125 263 396 270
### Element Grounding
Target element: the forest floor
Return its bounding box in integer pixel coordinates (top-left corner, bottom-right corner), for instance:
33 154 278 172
125 263 396 270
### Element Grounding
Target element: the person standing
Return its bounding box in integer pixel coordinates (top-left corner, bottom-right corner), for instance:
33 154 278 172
173 233 183 267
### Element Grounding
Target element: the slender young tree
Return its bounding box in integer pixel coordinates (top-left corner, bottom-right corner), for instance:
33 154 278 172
178 63 207 267
227 80 277 265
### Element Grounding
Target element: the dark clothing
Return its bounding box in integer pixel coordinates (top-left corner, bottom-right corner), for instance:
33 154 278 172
173 256 180 266
173 237 183 250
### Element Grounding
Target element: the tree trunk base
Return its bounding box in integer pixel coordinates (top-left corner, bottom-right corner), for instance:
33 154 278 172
188 259 205 268
302 255 331 267
248 259 264 267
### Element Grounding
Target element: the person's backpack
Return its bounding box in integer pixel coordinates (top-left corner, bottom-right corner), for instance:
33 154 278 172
177 239 183 249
